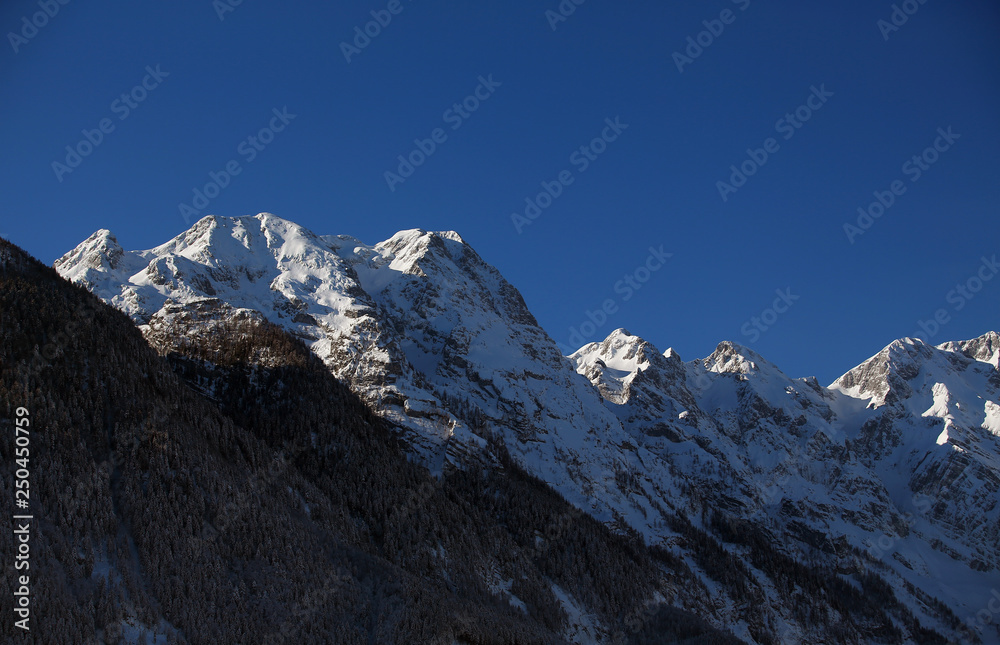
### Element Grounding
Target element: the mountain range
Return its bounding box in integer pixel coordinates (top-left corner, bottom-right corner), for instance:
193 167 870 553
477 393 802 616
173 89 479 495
1 212 996 644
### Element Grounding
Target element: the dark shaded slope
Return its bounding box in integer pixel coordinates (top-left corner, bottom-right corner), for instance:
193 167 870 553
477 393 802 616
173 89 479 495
0 237 741 644
0 238 561 643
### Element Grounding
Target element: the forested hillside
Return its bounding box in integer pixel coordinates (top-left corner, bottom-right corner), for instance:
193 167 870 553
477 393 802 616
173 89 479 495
0 238 742 643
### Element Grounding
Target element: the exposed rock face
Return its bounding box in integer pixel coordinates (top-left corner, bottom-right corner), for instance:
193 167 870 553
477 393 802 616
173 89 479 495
56 213 1000 644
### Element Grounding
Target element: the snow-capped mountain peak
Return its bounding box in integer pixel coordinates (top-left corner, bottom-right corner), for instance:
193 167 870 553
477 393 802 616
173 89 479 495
53 228 130 281
831 336 938 408
53 215 1000 645
939 330 1000 368
569 329 665 405
701 340 771 377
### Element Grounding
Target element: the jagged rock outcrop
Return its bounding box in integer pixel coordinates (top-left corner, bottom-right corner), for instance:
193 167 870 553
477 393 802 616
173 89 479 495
54 213 1000 644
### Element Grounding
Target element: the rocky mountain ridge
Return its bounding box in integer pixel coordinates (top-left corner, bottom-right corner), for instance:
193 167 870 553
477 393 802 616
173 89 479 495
53 213 1000 644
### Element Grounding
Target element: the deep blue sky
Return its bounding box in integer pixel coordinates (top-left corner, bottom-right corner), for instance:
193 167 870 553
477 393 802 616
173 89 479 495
2 1 998 384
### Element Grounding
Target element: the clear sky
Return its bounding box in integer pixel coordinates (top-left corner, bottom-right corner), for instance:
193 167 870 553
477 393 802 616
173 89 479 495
2 1 998 384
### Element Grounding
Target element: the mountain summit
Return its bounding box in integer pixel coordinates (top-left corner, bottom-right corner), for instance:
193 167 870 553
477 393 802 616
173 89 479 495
55 214 1000 644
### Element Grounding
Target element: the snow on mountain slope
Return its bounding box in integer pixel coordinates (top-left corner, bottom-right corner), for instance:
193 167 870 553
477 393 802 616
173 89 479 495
574 329 1000 643
55 214 999 644
54 214 460 457
53 215 643 519
831 336 1000 564
939 331 1000 370
326 223 642 515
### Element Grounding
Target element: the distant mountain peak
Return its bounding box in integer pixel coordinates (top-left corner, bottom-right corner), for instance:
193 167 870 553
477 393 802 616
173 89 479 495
390 228 466 245
938 330 1000 368
702 340 770 377
51 215 1000 644
67 227 121 258
53 227 130 284
571 328 661 373
833 332 1000 411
